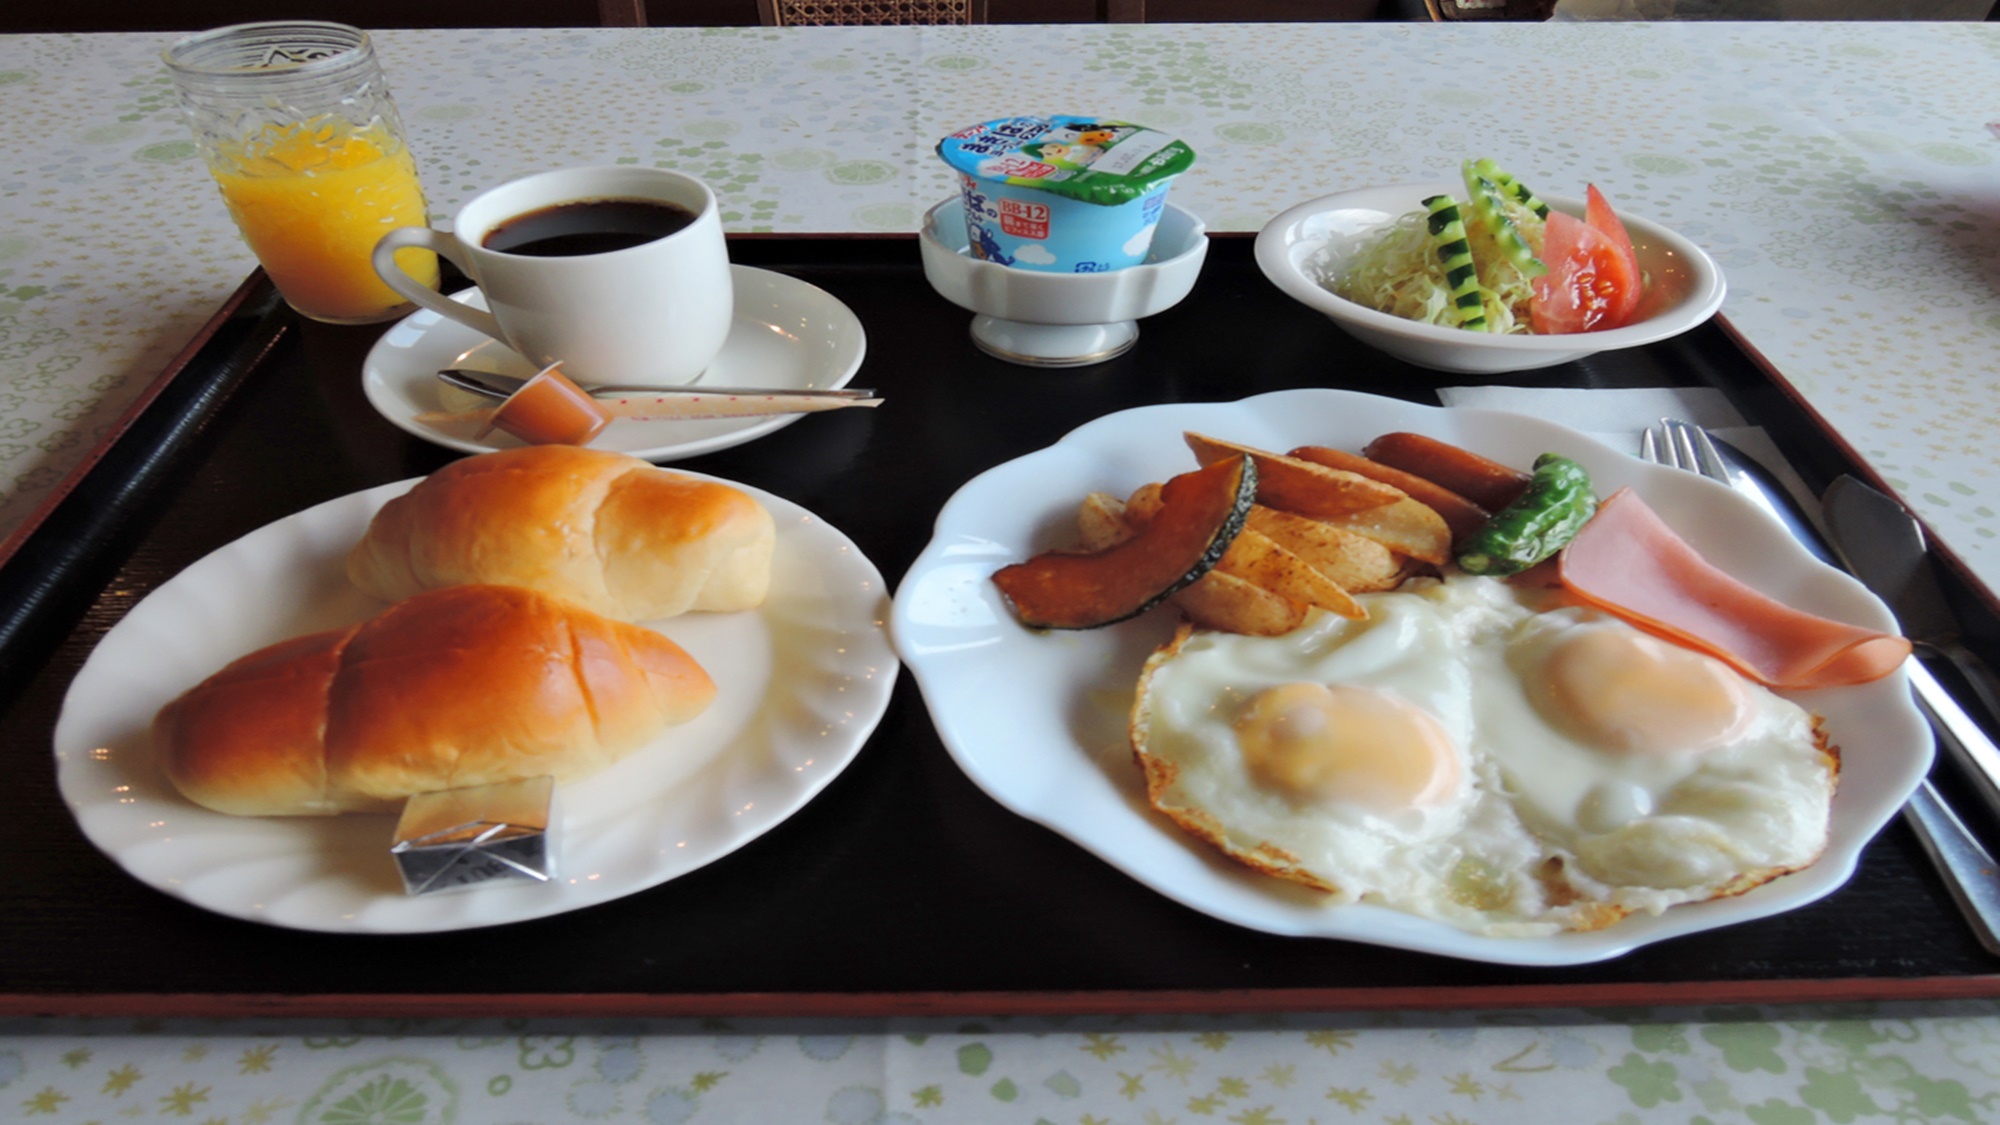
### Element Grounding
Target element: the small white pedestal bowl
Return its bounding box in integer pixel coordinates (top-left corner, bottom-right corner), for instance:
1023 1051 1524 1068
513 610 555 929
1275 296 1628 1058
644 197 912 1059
918 197 1210 368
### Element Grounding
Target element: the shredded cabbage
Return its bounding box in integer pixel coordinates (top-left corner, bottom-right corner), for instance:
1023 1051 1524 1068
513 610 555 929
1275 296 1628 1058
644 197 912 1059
1329 196 1548 334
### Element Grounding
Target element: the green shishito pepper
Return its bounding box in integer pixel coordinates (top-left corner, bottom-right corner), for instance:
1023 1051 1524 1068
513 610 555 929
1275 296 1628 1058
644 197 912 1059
1455 453 1597 576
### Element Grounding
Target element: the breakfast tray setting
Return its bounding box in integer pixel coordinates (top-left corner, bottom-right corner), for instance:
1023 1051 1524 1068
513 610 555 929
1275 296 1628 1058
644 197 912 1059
3 235 1998 1019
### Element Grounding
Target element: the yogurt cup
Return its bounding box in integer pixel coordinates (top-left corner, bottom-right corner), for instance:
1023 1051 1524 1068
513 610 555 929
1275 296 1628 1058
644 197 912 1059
937 115 1195 274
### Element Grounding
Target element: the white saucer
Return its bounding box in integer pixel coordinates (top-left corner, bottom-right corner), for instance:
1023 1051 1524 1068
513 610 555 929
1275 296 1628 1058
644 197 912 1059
362 265 868 462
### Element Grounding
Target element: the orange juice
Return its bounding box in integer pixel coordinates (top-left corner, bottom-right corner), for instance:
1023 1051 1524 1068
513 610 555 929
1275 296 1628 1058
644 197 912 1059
209 117 439 323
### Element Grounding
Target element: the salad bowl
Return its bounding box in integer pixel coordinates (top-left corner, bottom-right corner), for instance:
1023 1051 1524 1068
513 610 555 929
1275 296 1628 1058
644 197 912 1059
1254 183 1726 375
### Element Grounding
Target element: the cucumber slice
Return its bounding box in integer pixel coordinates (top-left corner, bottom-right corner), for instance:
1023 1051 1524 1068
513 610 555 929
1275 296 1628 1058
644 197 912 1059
1470 157 1550 221
1461 161 1548 280
1422 194 1487 332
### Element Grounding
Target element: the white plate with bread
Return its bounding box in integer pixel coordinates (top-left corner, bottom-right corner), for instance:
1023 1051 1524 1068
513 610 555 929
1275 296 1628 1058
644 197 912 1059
53 457 897 933
361 265 868 462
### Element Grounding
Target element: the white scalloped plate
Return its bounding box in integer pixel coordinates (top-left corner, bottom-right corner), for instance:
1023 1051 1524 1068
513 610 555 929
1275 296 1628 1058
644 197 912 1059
54 473 897 933
890 388 1929 966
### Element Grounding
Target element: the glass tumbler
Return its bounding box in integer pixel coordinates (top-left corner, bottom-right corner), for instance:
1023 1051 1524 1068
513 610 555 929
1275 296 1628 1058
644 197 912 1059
164 21 440 324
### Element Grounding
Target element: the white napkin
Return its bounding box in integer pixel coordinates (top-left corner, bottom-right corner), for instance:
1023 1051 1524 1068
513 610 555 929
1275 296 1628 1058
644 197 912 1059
1433 384 1822 516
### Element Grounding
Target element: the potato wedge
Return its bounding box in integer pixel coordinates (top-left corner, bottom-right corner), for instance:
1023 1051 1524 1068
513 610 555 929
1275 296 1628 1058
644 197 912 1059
1315 496 1453 567
1124 480 1166 523
1287 444 1491 544
1184 432 1403 519
1131 486 1365 626
1130 478 1379 624
1171 570 1309 637
1243 505 1406 593
1216 529 1365 619
1077 490 1136 552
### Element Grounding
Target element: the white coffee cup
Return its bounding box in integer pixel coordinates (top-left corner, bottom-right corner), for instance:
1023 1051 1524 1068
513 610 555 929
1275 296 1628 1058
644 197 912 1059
374 166 732 387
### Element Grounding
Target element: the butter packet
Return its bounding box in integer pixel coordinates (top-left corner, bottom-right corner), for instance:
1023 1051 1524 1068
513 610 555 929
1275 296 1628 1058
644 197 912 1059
937 115 1196 273
390 775 556 895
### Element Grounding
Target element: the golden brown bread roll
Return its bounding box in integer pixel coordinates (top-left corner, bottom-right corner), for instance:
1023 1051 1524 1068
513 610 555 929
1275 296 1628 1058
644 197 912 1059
155 584 717 817
346 445 775 621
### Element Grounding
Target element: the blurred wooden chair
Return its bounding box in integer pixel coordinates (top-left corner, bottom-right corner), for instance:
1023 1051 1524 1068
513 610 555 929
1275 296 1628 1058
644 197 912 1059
1451 0 1999 17
1420 0 1553 17
756 0 989 23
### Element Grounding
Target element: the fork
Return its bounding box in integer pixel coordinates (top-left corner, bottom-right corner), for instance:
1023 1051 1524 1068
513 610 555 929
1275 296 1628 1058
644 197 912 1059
1643 418 2000 956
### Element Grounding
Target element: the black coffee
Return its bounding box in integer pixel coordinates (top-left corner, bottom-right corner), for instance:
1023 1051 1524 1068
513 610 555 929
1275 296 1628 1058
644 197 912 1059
482 198 697 257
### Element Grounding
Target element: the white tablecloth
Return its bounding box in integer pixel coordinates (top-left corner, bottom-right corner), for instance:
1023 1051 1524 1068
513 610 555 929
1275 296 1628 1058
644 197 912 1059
3 23 1998 592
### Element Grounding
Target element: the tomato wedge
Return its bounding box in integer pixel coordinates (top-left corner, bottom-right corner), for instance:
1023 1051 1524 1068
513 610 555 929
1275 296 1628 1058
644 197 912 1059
1584 184 1642 326
1530 207 1642 334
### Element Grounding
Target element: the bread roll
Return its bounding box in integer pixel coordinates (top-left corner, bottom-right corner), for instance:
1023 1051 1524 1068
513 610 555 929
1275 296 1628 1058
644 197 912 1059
347 446 775 622
155 584 717 817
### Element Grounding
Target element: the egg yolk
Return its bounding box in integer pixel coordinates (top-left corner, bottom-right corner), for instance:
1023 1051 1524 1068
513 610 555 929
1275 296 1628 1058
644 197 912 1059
1232 682 1462 811
1536 627 1754 754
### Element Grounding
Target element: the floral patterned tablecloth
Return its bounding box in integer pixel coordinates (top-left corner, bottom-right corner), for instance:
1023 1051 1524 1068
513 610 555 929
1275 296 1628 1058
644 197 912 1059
3 22 1999 1121
4 1002 2000 1123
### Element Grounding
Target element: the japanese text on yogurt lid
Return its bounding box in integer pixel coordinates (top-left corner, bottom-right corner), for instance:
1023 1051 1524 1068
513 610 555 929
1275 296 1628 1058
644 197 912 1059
938 115 1195 208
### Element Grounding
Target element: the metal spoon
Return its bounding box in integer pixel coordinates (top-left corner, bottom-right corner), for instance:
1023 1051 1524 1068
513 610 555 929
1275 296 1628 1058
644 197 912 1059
438 368 876 401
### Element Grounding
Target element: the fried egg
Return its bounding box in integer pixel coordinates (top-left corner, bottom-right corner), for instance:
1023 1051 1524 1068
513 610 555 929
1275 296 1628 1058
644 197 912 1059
1130 574 1837 936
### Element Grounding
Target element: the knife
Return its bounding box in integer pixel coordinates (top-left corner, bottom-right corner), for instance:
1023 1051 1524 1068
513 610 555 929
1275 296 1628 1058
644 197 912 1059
1695 436 2000 954
1822 475 2000 724
1903 782 2000 956
1818 475 2000 820
1697 442 2000 816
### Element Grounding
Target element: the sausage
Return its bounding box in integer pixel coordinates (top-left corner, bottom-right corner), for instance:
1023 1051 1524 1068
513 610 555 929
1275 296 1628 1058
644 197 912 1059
1359 432 1533 512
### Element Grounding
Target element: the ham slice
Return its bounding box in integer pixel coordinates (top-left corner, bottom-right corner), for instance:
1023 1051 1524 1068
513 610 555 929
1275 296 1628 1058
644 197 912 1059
1557 488 1911 690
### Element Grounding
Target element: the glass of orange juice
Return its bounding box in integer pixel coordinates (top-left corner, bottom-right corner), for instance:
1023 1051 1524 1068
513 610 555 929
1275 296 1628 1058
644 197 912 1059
165 22 439 325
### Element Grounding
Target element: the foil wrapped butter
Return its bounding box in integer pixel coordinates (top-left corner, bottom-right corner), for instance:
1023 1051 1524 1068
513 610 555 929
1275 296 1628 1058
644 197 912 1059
390 775 556 895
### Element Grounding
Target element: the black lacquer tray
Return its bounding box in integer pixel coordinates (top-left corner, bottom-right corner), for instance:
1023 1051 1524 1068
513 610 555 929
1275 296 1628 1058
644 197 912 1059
4 235 1998 1018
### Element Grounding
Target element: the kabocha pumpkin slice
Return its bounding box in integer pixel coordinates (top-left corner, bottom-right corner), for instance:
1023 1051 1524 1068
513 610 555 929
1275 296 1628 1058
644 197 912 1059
993 455 1257 630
